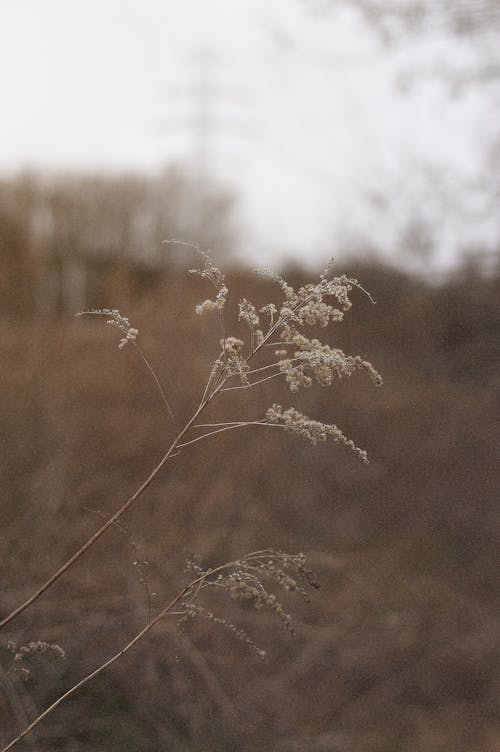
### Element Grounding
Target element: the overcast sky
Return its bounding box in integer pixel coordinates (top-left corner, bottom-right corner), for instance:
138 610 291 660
1 0 499 270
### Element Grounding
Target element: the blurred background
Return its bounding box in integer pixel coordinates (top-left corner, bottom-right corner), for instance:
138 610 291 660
1 1 499 750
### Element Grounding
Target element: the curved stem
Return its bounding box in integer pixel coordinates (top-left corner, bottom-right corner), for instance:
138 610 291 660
177 421 282 449
220 371 285 392
0 296 294 631
198 350 223 408
134 344 175 423
0 387 220 631
245 358 299 376
0 593 185 752
0 557 250 752
0 314 277 631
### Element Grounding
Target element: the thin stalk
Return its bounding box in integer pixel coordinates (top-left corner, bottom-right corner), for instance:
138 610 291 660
0 288 313 631
76 311 174 424
220 371 285 392
134 344 175 423
0 309 279 631
218 308 226 361
0 385 221 631
202 357 228 407
261 341 294 348
245 360 289 376
0 558 251 752
192 421 249 428
198 350 223 408
177 421 282 449
0 612 171 752
83 507 153 623
221 356 301 384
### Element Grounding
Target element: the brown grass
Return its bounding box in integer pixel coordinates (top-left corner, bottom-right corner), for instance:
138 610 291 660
1 261 499 751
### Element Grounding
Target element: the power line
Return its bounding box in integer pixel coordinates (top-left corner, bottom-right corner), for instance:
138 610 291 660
160 48 254 190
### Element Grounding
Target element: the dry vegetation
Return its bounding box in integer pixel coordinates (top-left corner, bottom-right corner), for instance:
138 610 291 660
1 257 499 751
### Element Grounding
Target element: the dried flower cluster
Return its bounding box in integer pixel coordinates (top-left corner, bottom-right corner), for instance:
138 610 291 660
278 335 382 392
226 574 294 633
238 298 264 348
177 550 319 653
221 336 250 384
76 308 138 349
179 603 266 659
255 551 319 596
190 249 228 314
6 640 65 682
190 252 382 462
265 404 369 462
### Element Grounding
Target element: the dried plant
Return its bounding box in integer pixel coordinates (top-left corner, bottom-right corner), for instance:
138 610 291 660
0 252 381 751
5 641 65 683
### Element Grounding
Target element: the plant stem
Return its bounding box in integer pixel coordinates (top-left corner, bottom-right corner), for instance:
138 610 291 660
177 421 283 449
0 389 217 631
135 344 175 423
0 314 280 631
220 371 285 392
0 558 246 752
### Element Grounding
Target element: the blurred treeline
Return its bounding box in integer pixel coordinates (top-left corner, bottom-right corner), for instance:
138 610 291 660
0 171 235 320
1 173 499 751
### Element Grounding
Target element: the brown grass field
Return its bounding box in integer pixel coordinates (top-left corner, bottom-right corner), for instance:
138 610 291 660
1 260 499 751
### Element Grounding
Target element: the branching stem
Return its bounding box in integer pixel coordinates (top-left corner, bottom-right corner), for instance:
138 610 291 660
177 421 283 449
0 558 247 752
220 371 285 392
0 384 218 630
0 304 281 631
